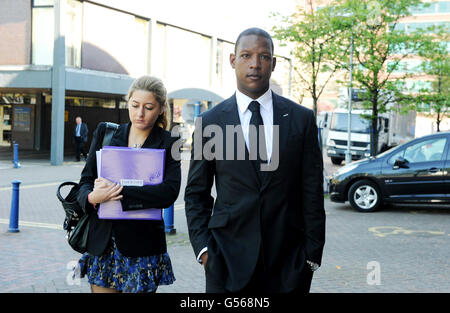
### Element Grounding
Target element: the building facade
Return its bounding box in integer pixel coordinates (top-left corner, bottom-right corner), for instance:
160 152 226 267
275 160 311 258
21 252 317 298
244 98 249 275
0 0 293 164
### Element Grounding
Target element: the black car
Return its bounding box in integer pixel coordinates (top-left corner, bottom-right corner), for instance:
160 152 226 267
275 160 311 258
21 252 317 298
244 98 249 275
329 131 450 212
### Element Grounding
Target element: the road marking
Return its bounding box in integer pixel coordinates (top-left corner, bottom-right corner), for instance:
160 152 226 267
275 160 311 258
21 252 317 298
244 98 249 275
0 218 63 230
369 226 445 238
0 204 185 230
0 182 62 191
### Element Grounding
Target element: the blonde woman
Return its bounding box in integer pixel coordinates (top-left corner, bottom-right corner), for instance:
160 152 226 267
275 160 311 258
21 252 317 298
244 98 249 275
75 76 180 293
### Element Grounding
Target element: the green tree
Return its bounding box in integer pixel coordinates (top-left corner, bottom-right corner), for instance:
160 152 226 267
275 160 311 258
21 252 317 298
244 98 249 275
415 28 450 132
272 0 347 120
330 0 426 156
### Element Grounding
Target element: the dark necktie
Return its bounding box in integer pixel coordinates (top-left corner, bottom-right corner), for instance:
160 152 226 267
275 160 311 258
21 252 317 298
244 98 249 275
248 101 268 174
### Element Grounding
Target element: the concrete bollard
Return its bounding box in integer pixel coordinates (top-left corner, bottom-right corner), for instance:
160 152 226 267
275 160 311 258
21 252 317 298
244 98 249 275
8 180 22 233
13 143 21 168
163 205 176 235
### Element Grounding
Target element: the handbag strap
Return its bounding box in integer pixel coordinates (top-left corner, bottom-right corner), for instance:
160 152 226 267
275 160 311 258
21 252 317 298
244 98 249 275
56 181 79 202
102 122 119 147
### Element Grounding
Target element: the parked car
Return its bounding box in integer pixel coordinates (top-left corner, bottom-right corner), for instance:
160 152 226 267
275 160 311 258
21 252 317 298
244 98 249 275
328 131 450 212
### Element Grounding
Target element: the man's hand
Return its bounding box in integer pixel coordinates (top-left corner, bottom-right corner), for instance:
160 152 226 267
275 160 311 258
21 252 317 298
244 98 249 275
201 252 208 270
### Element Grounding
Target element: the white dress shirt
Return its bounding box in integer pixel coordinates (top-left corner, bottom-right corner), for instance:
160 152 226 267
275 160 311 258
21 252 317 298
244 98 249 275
76 124 81 137
235 88 273 163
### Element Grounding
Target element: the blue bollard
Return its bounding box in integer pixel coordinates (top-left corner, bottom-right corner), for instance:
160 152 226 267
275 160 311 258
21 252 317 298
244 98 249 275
163 205 176 235
13 143 21 168
8 180 21 233
194 102 201 118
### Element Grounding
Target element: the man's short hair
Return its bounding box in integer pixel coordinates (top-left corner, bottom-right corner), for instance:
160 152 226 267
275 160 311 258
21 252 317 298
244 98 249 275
234 28 274 55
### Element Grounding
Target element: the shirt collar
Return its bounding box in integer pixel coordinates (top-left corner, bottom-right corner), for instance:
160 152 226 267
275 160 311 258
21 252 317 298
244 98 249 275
235 88 273 115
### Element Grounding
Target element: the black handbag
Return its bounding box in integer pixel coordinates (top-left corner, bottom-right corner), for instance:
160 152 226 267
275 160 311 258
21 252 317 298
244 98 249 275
56 122 119 253
57 181 88 253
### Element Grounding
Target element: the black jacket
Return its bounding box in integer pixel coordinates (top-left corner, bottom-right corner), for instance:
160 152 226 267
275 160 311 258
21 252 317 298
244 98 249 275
73 123 89 143
77 122 181 257
184 92 326 292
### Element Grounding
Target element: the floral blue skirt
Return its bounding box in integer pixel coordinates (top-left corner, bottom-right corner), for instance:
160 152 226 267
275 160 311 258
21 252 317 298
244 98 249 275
76 240 175 293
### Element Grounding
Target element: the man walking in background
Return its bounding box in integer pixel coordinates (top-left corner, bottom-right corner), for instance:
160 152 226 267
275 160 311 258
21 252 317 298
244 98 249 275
184 27 326 293
73 116 88 161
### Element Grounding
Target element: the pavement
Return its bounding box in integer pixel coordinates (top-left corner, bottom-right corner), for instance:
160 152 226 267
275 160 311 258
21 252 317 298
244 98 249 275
0 149 449 294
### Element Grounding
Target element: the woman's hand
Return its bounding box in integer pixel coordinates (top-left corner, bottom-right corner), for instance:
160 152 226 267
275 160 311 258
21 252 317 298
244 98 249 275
88 177 123 206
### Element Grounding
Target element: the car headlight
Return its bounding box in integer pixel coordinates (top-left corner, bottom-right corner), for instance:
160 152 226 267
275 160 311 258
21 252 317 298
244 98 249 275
335 163 359 176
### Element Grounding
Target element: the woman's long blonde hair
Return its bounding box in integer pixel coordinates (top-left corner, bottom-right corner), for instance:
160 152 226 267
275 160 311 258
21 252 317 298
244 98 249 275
126 75 171 130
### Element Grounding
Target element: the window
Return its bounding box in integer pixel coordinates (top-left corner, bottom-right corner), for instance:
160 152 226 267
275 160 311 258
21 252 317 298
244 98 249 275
83 98 115 109
215 39 235 94
216 40 223 78
33 0 54 5
32 6 54 65
409 2 450 14
389 138 447 164
388 60 424 73
65 0 82 67
410 2 436 14
131 17 149 77
395 22 450 34
164 26 211 90
392 23 406 32
438 1 450 13
330 113 371 134
119 100 128 109
32 0 82 66
82 2 147 75
402 80 433 93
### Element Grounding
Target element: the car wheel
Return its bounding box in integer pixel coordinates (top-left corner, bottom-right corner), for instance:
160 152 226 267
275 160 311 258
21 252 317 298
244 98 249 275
331 157 343 165
348 180 382 212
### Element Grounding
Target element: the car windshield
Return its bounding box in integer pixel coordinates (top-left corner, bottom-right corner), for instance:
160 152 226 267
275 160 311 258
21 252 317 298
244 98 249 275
377 142 404 159
330 113 370 133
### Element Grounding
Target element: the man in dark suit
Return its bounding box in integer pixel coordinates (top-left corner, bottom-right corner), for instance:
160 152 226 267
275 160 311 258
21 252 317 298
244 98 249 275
184 28 326 293
73 116 88 161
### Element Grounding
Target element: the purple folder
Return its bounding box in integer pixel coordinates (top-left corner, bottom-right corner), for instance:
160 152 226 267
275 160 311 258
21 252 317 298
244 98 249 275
97 146 165 220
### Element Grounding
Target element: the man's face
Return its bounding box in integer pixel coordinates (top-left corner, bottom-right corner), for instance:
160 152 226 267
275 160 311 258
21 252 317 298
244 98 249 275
230 35 276 99
76 117 81 124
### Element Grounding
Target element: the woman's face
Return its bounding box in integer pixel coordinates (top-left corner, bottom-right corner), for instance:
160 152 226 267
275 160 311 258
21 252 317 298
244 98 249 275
128 89 163 131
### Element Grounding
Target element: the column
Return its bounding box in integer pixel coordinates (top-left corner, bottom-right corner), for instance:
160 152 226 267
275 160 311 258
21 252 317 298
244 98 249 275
50 0 66 165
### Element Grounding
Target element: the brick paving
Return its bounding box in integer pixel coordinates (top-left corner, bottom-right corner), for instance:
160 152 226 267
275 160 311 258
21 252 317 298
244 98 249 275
0 153 449 293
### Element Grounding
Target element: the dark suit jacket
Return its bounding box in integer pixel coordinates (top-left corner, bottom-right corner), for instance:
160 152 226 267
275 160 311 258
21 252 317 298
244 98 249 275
74 123 89 143
77 122 181 257
184 92 326 292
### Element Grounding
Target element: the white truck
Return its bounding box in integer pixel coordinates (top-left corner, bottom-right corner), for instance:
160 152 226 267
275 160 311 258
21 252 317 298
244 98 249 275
325 88 416 165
